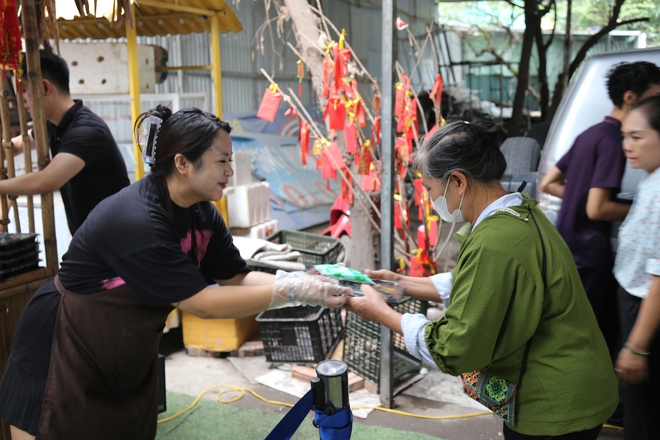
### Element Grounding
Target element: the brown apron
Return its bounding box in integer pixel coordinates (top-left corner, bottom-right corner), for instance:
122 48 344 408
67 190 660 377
36 275 174 440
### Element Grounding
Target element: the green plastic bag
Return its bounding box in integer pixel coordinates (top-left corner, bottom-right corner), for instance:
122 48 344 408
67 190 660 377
313 264 375 284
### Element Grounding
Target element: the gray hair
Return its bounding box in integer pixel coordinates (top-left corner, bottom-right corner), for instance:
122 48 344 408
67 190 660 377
412 119 507 185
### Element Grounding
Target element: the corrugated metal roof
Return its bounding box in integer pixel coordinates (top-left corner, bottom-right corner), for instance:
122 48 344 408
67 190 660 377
57 0 242 40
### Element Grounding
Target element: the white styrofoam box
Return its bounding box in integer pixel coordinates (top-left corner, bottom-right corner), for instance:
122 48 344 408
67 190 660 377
60 42 157 94
230 151 252 188
247 219 279 239
227 182 271 228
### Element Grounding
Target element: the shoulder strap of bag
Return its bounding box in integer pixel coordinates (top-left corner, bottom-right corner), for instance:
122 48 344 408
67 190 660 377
517 207 547 389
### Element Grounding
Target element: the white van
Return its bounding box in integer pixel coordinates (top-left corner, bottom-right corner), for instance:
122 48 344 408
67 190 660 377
537 46 660 224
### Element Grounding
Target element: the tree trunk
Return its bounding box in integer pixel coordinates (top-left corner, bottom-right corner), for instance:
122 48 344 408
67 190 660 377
508 0 540 135
283 0 327 109
534 26 549 121
350 191 381 271
282 0 381 269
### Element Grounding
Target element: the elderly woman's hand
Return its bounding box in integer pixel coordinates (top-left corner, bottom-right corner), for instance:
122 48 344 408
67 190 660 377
270 270 351 309
364 269 399 282
346 284 390 322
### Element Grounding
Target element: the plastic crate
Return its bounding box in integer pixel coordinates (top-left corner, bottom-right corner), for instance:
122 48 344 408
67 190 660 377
343 298 428 389
256 305 343 363
266 230 341 268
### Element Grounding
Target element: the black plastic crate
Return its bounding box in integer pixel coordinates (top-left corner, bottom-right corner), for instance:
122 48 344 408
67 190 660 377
266 230 341 268
256 305 344 363
343 298 428 388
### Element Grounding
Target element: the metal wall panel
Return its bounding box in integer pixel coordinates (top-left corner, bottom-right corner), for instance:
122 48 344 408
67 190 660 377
81 0 440 133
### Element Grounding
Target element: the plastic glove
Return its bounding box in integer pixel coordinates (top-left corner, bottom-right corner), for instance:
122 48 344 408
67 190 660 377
269 270 351 310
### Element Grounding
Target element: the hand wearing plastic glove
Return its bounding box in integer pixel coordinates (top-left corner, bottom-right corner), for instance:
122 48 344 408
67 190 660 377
269 270 352 310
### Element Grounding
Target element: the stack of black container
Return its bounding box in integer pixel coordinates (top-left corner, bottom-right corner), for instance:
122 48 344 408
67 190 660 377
0 233 40 279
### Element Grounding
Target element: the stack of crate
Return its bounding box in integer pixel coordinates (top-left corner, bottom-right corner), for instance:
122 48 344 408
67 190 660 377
0 233 40 280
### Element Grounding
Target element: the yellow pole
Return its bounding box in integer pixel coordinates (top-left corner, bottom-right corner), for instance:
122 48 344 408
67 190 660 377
210 13 229 225
127 7 143 180
211 13 223 119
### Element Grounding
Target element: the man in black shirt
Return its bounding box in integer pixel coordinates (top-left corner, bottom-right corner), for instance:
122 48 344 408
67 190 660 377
4 50 130 234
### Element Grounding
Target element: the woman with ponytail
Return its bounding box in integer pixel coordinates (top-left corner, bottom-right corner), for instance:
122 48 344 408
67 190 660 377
348 117 618 439
0 106 350 440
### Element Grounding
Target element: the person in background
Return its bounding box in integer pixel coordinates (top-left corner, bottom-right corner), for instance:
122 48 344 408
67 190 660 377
539 61 660 380
2 49 130 234
614 95 660 440
0 106 351 440
349 119 618 439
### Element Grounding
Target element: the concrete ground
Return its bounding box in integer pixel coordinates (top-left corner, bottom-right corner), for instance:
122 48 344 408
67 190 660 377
159 329 624 440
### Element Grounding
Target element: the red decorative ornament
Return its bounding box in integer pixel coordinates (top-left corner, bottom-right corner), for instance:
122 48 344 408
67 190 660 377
256 85 282 122
332 45 347 95
322 56 333 99
344 122 358 154
299 121 310 166
297 59 304 97
361 169 380 191
0 0 22 71
355 99 367 128
357 143 373 175
413 178 424 206
321 149 338 179
324 98 346 131
341 172 353 205
371 116 381 146
429 73 443 107
394 83 405 117
326 142 347 170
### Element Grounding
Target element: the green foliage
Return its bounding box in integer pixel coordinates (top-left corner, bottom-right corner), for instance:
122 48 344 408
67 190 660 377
438 0 658 44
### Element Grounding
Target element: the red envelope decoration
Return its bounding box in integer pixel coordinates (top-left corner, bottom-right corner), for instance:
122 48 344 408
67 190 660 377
321 150 338 179
357 143 373 175
371 116 381 145
429 73 443 107
361 169 380 191
299 121 310 166
395 83 405 116
326 142 347 170
325 98 346 130
256 85 281 122
394 203 403 230
345 122 358 154
413 178 424 206
417 225 429 253
355 99 367 128
428 218 438 247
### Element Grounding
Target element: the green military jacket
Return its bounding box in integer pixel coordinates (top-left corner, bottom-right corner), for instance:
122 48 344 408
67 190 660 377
425 196 618 435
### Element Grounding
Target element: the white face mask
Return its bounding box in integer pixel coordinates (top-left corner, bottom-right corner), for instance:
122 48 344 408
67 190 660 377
432 180 465 223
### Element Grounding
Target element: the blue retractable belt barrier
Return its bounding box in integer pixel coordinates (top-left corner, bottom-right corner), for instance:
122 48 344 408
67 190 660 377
265 360 353 440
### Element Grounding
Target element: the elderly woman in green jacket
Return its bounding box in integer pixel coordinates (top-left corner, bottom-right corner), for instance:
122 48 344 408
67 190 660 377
348 119 618 439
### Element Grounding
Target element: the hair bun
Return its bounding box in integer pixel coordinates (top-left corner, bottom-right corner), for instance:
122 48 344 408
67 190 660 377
150 104 173 122
473 118 507 149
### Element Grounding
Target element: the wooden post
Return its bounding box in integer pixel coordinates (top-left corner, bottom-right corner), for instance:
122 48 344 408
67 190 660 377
21 0 58 270
14 72 36 232
0 76 13 232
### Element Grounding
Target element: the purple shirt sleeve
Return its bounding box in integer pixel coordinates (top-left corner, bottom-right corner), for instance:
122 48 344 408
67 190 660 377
590 137 626 190
555 146 573 173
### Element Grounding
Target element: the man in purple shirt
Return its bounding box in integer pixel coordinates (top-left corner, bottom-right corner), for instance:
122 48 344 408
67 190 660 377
540 61 660 424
